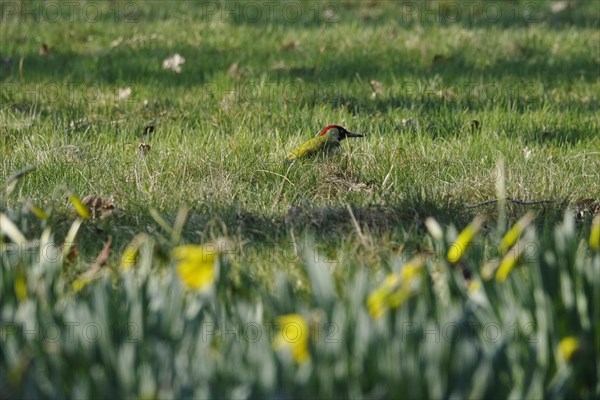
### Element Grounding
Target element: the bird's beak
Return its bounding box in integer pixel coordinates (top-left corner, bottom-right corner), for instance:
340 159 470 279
345 131 364 138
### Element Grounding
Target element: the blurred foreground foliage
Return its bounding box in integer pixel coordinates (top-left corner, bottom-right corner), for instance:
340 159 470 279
1 183 598 399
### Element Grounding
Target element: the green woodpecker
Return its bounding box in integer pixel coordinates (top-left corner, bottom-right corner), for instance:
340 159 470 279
286 125 363 160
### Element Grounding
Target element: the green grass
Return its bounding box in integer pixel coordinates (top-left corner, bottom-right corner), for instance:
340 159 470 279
1 0 600 398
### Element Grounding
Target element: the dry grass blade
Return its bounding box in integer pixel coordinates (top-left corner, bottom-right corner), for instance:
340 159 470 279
346 203 369 248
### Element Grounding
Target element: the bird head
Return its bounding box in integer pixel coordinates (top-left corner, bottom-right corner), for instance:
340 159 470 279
318 125 363 142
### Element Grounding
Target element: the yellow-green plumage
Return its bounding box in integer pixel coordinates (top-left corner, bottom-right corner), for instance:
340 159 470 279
286 125 363 160
286 134 340 160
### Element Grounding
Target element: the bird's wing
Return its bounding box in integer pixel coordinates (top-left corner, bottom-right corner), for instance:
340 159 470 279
286 136 326 160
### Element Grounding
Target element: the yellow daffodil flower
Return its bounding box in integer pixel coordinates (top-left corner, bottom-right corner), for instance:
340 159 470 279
468 279 481 293
499 212 534 255
367 258 425 319
366 285 390 320
173 244 218 291
274 314 310 363
557 336 580 362
121 246 138 271
447 216 485 264
71 277 94 293
26 201 48 221
67 193 91 220
495 241 525 283
14 274 27 301
590 215 600 251
121 234 149 271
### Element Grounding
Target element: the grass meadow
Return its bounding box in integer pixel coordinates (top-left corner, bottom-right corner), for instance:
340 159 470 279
1 1 599 398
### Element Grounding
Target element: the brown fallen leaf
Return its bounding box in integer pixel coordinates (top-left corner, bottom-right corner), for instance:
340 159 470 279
370 80 384 99
426 54 454 72
65 245 78 264
138 143 151 154
574 199 600 220
227 62 243 80
281 39 300 51
82 195 115 219
39 44 50 56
